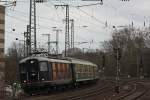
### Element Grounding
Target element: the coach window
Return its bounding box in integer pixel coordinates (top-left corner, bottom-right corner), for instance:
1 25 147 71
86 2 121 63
39 62 48 71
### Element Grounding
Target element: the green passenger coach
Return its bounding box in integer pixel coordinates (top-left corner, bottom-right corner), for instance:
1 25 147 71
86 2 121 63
70 58 99 82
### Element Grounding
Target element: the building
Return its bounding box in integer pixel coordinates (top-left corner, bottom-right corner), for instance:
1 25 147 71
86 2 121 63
0 5 5 84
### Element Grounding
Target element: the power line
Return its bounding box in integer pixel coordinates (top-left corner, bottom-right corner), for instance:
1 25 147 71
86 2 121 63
6 13 63 30
53 0 112 28
7 1 112 30
76 8 105 25
77 2 103 7
6 13 28 22
7 9 61 23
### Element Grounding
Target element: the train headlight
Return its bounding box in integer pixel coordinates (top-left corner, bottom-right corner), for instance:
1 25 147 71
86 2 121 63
42 78 45 81
23 80 27 83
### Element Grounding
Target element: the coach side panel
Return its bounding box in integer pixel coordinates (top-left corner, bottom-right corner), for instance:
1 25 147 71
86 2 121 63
74 64 96 82
51 62 73 84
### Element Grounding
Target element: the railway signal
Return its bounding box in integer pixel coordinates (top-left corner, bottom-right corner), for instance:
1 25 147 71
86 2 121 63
102 53 105 79
113 47 122 93
118 48 122 60
113 48 121 60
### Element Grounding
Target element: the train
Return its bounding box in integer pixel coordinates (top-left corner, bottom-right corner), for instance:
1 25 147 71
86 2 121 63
19 56 99 93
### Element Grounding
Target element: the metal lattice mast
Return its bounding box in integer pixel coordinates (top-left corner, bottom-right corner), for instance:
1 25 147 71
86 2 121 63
55 5 70 56
29 0 37 54
70 19 74 50
26 25 30 56
65 5 70 56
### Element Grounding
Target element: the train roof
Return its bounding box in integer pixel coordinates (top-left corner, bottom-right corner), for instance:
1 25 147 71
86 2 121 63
19 56 70 64
67 58 97 66
19 56 97 66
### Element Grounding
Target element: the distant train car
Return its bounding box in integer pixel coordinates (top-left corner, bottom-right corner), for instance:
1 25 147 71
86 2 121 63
19 56 99 93
70 58 99 84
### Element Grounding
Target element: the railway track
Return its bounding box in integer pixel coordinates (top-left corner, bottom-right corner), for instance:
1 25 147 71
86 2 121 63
58 81 115 100
63 79 141 100
116 82 147 100
19 79 147 100
21 80 109 100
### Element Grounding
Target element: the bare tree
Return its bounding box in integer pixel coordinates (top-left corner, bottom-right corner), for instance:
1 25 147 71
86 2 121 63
5 42 24 84
101 27 150 77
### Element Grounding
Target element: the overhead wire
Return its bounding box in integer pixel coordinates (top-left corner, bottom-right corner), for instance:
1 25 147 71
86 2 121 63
104 0 149 27
49 0 109 33
16 1 110 30
75 7 113 29
50 0 108 45
7 9 62 24
6 0 113 49
70 8 104 28
53 1 115 30
44 1 66 25
16 0 147 29
7 1 65 30
6 11 64 30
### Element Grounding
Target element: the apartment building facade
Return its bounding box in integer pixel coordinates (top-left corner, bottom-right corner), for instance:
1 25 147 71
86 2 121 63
0 5 5 84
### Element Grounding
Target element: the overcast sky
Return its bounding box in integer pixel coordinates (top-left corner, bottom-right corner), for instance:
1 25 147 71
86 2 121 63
3 0 150 53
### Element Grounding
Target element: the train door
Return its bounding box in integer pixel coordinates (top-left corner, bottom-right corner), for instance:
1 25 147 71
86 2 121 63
26 59 39 82
19 63 28 83
39 61 50 81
